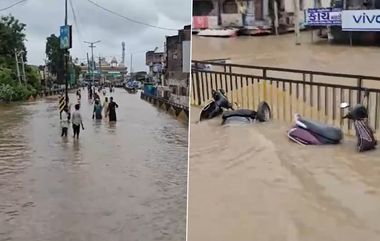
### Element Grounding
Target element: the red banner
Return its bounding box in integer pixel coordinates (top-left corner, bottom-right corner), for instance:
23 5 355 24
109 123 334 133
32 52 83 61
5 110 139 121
193 16 208 29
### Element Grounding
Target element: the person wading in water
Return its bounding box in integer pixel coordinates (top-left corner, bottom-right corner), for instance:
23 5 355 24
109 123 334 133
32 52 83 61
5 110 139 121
88 85 93 100
72 104 85 139
60 106 70 137
92 99 103 120
107 97 119 122
103 97 109 118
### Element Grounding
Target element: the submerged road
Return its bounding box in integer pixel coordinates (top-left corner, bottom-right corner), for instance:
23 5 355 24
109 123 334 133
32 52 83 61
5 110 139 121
189 34 380 241
188 108 380 241
0 88 188 241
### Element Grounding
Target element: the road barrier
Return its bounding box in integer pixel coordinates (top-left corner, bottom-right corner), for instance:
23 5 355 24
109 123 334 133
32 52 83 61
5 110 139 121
191 60 380 137
59 96 65 113
140 91 189 121
39 88 66 97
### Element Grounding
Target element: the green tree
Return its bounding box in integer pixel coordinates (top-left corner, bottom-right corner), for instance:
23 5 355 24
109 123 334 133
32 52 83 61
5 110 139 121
0 15 41 101
0 15 27 69
45 34 65 83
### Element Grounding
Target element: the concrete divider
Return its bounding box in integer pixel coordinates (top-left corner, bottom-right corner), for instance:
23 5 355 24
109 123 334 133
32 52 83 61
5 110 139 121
140 92 189 123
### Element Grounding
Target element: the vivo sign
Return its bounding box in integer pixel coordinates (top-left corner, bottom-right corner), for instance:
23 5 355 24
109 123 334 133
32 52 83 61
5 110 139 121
342 10 380 31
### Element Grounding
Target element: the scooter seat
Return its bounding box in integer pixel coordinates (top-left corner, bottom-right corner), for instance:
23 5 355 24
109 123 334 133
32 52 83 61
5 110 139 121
298 118 342 141
222 109 257 120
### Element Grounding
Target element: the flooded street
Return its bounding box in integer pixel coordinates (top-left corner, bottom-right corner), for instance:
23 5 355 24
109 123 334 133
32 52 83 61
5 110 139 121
188 34 380 241
188 108 380 241
192 32 380 75
0 89 187 241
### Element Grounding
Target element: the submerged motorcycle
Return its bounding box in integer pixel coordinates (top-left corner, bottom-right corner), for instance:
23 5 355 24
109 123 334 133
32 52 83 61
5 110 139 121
199 89 271 124
287 114 343 145
199 89 233 121
288 91 377 152
340 102 377 152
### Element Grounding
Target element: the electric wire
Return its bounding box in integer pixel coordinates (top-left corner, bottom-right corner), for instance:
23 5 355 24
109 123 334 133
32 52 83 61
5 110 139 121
85 0 179 31
0 0 26 11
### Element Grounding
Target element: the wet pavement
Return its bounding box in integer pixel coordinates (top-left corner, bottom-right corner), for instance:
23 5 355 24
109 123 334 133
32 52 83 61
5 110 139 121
188 33 380 241
0 88 188 241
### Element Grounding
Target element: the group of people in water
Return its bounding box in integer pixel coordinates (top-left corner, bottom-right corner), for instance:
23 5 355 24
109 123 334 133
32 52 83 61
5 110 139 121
92 96 119 121
60 85 118 139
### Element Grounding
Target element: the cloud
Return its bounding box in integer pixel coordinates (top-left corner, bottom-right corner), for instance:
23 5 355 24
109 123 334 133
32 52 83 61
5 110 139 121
1 0 191 71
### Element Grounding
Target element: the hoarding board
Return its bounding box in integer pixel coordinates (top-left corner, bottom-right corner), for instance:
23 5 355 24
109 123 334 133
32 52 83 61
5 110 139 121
60 25 72 49
342 10 380 31
182 41 190 73
305 8 341 26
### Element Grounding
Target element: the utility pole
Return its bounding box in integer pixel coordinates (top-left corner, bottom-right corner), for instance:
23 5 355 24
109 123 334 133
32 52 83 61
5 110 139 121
64 0 69 106
44 59 48 90
14 49 21 85
84 40 101 85
130 53 133 75
98 55 102 84
274 0 279 35
20 54 26 84
86 52 90 74
294 0 301 45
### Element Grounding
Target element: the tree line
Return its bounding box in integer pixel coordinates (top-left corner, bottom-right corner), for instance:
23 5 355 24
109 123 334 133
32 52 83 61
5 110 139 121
0 15 80 102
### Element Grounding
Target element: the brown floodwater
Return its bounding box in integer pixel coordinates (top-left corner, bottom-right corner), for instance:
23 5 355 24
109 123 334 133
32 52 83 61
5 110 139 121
188 33 380 241
0 88 188 241
192 32 380 76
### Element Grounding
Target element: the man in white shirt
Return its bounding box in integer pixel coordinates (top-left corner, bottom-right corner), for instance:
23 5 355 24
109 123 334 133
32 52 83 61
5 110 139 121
71 104 85 139
61 107 70 137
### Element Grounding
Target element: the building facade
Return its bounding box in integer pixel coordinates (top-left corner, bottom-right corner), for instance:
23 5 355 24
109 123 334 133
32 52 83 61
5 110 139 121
145 51 165 84
80 57 128 84
163 25 191 107
192 0 330 34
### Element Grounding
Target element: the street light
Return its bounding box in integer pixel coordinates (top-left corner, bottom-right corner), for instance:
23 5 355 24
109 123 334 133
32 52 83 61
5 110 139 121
84 40 101 85
14 49 26 84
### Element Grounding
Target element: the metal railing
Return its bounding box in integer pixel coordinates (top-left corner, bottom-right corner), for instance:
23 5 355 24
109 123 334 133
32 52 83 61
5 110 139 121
191 60 380 136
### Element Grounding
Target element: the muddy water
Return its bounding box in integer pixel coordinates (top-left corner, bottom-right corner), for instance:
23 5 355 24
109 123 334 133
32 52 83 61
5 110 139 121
0 89 187 241
192 32 380 76
188 108 380 241
189 34 380 241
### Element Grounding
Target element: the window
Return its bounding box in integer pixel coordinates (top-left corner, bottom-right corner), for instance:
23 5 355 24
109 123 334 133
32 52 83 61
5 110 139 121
223 0 238 14
193 0 214 16
299 0 304 10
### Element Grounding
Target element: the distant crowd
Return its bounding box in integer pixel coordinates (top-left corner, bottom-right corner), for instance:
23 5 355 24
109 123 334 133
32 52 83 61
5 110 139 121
60 84 119 139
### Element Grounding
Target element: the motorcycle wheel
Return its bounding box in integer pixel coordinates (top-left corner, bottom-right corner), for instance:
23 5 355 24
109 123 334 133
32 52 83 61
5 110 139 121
256 101 271 122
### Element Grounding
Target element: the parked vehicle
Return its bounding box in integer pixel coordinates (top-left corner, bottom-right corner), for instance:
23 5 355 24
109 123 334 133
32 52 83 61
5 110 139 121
221 101 271 125
199 89 233 121
340 99 377 152
199 89 271 124
288 91 377 152
287 114 343 145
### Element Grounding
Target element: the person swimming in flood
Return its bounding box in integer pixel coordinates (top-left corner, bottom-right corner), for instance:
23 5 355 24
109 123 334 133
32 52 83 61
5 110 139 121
107 97 118 122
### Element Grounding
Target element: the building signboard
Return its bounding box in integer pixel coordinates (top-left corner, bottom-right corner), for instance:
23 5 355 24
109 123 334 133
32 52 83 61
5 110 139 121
342 10 380 31
60 25 72 49
193 16 208 29
305 8 341 26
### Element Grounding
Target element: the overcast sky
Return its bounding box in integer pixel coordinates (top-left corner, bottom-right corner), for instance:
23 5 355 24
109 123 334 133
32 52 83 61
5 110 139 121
1 0 191 71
